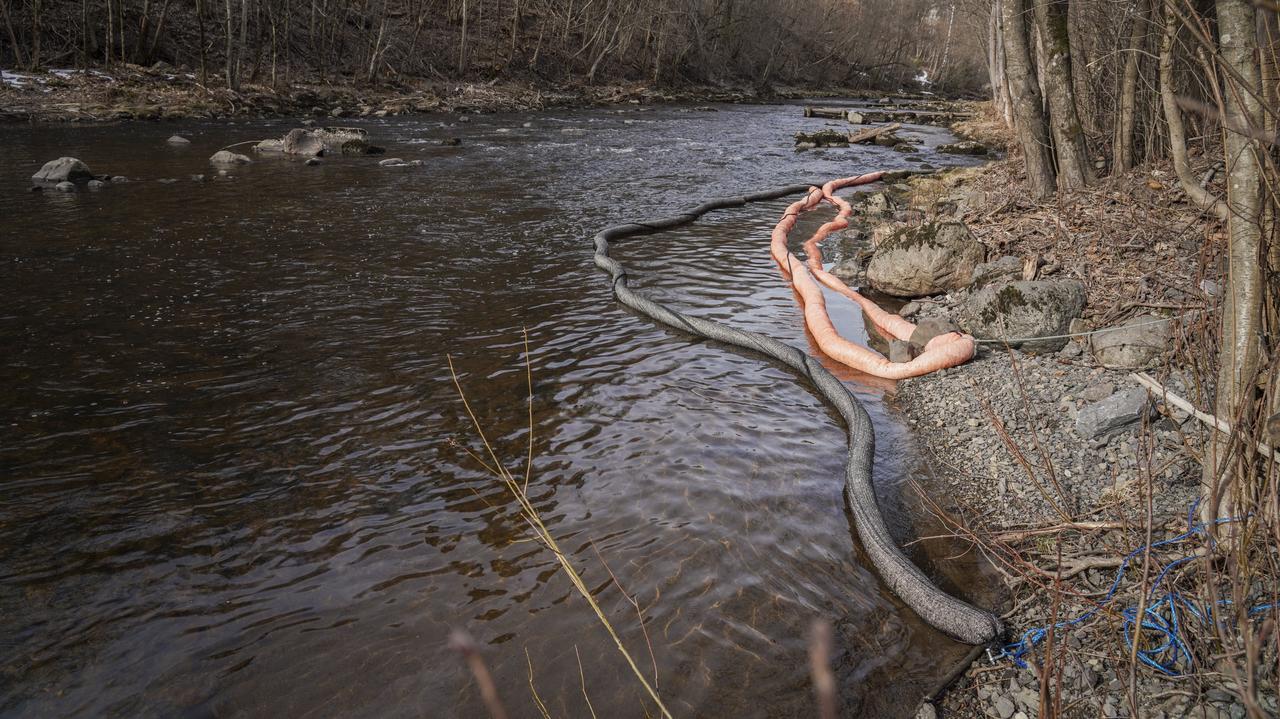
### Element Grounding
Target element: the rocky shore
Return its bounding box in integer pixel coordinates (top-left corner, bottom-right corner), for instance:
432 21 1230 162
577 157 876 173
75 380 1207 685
823 113 1270 718
0 62 929 124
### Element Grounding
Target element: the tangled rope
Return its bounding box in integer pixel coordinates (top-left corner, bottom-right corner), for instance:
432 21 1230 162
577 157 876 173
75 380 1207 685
993 501 1277 676
592 178 1003 644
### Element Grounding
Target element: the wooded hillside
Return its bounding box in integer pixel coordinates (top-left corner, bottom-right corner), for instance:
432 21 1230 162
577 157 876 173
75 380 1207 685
1 0 989 93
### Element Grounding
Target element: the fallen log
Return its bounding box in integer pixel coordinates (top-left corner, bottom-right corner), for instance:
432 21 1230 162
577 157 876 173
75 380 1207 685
847 122 902 144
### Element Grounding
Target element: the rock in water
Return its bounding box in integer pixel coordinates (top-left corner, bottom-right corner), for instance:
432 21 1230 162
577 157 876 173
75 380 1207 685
865 221 986 297
1075 388 1154 438
209 150 252 165
960 280 1086 353
87 179 107 189
32 157 93 184
1090 315 1170 368
938 140 989 155
54 181 77 192
378 158 407 167
254 139 285 153
281 128 325 157
167 135 192 145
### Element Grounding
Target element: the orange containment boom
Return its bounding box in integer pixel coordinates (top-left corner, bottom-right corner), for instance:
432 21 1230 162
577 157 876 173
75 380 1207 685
769 172 976 379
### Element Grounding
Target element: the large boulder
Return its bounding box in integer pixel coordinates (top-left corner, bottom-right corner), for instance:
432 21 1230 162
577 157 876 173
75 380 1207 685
865 221 986 297
281 128 326 156
32 157 94 184
277 127 371 157
209 150 252 165
960 280 1086 353
1090 315 1170 369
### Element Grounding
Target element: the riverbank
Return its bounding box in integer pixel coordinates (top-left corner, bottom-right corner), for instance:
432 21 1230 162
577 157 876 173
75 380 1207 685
853 112 1272 718
0 63 939 123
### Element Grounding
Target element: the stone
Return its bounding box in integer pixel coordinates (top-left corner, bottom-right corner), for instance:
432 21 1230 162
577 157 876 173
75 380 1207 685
846 110 867 124
938 140 989 155
1075 388 1154 438
1081 382 1116 402
111 175 128 183
32 157 94 184
893 142 918 153
873 133 900 147
379 158 407 167
87 179 106 189
960 280 1087 353
994 694 1015 719
254 138 285 153
441 138 462 146
860 192 897 217
209 150 252 165
54 181 77 192
970 256 1024 288
304 157 321 166
900 301 921 318
890 339 917 363
914 702 937 719
794 129 849 147
1091 315 1170 369
866 221 986 297
910 318 961 350
167 135 191 145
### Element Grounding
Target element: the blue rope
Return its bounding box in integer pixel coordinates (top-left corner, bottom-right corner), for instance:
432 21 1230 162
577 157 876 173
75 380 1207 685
990 500 1277 676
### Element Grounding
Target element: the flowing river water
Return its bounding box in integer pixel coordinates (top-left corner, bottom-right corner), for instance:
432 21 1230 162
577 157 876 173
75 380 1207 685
1 101 997 717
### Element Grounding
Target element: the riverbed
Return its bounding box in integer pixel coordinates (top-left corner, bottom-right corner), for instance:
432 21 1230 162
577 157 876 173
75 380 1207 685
1 102 993 717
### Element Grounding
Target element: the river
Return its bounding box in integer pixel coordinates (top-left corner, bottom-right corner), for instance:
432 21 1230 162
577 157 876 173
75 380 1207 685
0 100 995 717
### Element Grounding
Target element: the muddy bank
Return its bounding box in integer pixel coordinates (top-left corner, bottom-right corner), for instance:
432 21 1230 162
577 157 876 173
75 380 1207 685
0 63 948 123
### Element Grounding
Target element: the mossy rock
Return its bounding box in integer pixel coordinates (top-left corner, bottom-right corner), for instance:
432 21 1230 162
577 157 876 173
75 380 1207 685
960 280 1086 353
865 221 985 297
794 129 849 147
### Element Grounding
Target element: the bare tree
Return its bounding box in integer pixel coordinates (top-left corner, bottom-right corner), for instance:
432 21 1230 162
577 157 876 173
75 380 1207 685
1002 0 1057 198
1032 0 1093 188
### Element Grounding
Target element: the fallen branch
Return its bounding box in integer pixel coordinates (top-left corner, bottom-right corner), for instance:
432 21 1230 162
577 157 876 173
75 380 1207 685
1131 372 1280 462
848 122 902 144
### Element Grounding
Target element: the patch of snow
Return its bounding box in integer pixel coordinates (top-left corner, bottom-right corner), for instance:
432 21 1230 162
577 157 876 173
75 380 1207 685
915 70 932 86
2 69 32 88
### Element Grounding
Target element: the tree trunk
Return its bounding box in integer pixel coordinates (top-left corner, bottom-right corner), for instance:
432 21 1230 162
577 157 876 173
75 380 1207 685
1113 0 1147 172
1001 0 1057 198
196 0 208 85
225 0 236 89
31 0 42 70
459 0 469 74
1 0 28 68
238 0 250 85
1032 0 1093 189
1206 0 1266 519
1158 3 1229 220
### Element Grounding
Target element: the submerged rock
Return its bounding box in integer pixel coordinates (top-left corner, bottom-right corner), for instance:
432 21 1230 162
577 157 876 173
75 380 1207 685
32 157 93 184
54 181 77 192
378 158 407 167
866 221 985 297
960 279 1086 353
167 135 192 145
87 179 107 189
1091 315 1170 369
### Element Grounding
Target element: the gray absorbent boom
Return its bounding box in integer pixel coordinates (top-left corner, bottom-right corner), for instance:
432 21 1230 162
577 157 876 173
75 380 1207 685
592 183 1004 645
